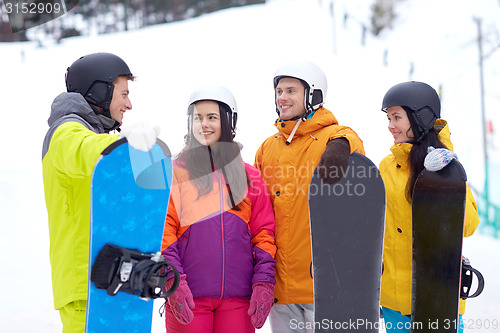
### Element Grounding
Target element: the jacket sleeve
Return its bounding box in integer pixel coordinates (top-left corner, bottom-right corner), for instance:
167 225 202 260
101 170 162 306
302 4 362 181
161 180 185 280
328 125 365 155
245 165 277 285
254 143 264 173
464 184 480 237
47 122 118 178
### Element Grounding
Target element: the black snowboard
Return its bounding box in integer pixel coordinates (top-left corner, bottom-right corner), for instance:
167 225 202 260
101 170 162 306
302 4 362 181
411 160 466 333
309 152 386 332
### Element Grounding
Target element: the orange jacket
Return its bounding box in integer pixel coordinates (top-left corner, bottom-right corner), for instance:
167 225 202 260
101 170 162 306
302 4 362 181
254 107 365 304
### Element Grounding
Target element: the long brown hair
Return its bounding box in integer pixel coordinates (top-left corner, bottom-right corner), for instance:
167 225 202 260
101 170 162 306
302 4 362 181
177 101 250 210
404 107 446 202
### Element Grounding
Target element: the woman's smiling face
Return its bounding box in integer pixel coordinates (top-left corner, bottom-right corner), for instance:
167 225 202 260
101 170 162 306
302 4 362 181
192 100 222 146
386 106 414 144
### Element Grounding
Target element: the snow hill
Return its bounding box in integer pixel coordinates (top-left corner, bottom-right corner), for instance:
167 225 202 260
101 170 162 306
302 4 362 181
1 0 499 332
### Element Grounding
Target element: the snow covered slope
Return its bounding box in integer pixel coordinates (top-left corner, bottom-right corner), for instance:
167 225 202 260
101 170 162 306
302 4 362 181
1 0 499 331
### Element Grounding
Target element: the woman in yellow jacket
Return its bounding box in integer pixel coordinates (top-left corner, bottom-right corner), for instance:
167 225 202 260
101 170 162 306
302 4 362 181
379 81 479 333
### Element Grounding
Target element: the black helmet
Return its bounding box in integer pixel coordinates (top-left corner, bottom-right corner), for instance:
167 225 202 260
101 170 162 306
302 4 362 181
65 53 133 113
382 81 440 140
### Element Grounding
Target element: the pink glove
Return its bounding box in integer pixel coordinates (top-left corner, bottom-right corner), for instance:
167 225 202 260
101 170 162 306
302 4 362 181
165 274 195 324
247 282 275 328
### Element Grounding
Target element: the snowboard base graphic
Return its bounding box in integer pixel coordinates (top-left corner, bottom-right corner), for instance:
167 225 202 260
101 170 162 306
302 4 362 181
85 138 172 333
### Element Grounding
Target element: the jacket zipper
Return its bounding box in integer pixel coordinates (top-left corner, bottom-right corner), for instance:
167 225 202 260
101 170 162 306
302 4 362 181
218 170 225 299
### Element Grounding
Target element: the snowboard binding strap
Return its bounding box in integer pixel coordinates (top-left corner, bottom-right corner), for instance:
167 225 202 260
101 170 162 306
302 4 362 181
91 244 180 301
460 257 485 300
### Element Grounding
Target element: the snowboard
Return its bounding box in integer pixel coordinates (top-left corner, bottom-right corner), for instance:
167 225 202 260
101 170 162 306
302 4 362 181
309 152 386 332
411 160 466 333
85 138 172 333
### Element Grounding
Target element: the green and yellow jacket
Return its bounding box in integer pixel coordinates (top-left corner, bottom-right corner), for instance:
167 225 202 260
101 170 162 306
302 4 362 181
42 92 118 309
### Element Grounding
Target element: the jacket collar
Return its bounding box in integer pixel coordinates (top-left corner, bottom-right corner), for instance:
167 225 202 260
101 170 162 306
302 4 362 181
274 107 338 140
49 92 118 133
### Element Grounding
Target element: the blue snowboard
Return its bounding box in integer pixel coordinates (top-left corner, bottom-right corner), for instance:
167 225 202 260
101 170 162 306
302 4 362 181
85 138 172 333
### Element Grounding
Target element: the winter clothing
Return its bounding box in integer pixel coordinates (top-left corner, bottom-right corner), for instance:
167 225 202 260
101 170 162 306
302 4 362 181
59 300 86 333
316 137 350 184
424 146 458 171
165 274 195 324
269 303 315 333
379 119 479 316
161 161 276 303
164 297 254 333
119 121 161 152
381 307 464 333
254 107 365 305
248 282 275 328
42 92 118 310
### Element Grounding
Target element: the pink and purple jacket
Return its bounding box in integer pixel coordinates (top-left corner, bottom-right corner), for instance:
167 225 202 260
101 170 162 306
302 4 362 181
161 162 276 299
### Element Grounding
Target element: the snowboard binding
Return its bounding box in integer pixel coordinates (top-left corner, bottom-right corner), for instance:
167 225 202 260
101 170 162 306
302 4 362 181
91 244 180 301
460 256 485 300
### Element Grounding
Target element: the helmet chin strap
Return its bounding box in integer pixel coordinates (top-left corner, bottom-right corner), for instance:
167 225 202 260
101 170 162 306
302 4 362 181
286 118 303 145
89 104 121 132
303 87 315 118
414 128 428 143
403 106 433 144
284 100 316 144
281 95 315 144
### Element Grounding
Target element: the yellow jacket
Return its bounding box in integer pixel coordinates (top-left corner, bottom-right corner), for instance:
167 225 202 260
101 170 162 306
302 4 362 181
379 119 479 315
42 93 118 309
254 107 365 304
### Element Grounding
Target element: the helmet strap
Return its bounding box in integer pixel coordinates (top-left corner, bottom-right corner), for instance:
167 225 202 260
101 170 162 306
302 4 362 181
304 86 323 119
275 84 319 121
85 81 115 115
304 87 314 118
404 106 428 143
226 109 237 138
286 118 303 145
186 114 193 143
89 104 120 133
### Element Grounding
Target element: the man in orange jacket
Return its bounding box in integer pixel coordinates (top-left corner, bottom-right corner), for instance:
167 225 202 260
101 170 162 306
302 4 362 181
254 61 365 332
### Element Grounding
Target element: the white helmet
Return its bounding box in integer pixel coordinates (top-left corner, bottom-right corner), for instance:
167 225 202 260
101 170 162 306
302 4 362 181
188 85 238 136
273 61 328 116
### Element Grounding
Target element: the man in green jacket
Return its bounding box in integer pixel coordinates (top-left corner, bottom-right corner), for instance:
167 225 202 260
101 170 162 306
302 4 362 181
42 53 160 332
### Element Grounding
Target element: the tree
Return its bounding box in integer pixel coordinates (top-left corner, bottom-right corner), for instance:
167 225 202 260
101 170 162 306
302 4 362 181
371 0 396 36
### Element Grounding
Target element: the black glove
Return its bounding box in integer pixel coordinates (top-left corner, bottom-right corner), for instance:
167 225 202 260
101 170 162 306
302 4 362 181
316 138 350 184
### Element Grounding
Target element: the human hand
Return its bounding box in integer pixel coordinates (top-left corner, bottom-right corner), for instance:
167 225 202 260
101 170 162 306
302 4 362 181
119 122 161 152
424 146 457 172
316 138 350 184
247 282 275 328
165 274 195 324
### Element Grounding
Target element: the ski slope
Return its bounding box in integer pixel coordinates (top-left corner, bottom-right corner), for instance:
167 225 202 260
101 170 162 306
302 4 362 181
1 0 499 331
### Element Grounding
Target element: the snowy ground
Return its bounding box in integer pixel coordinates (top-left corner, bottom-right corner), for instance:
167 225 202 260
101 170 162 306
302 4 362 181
1 0 499 332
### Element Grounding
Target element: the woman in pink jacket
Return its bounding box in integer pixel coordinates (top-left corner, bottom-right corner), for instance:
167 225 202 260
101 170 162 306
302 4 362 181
161 85 277 333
